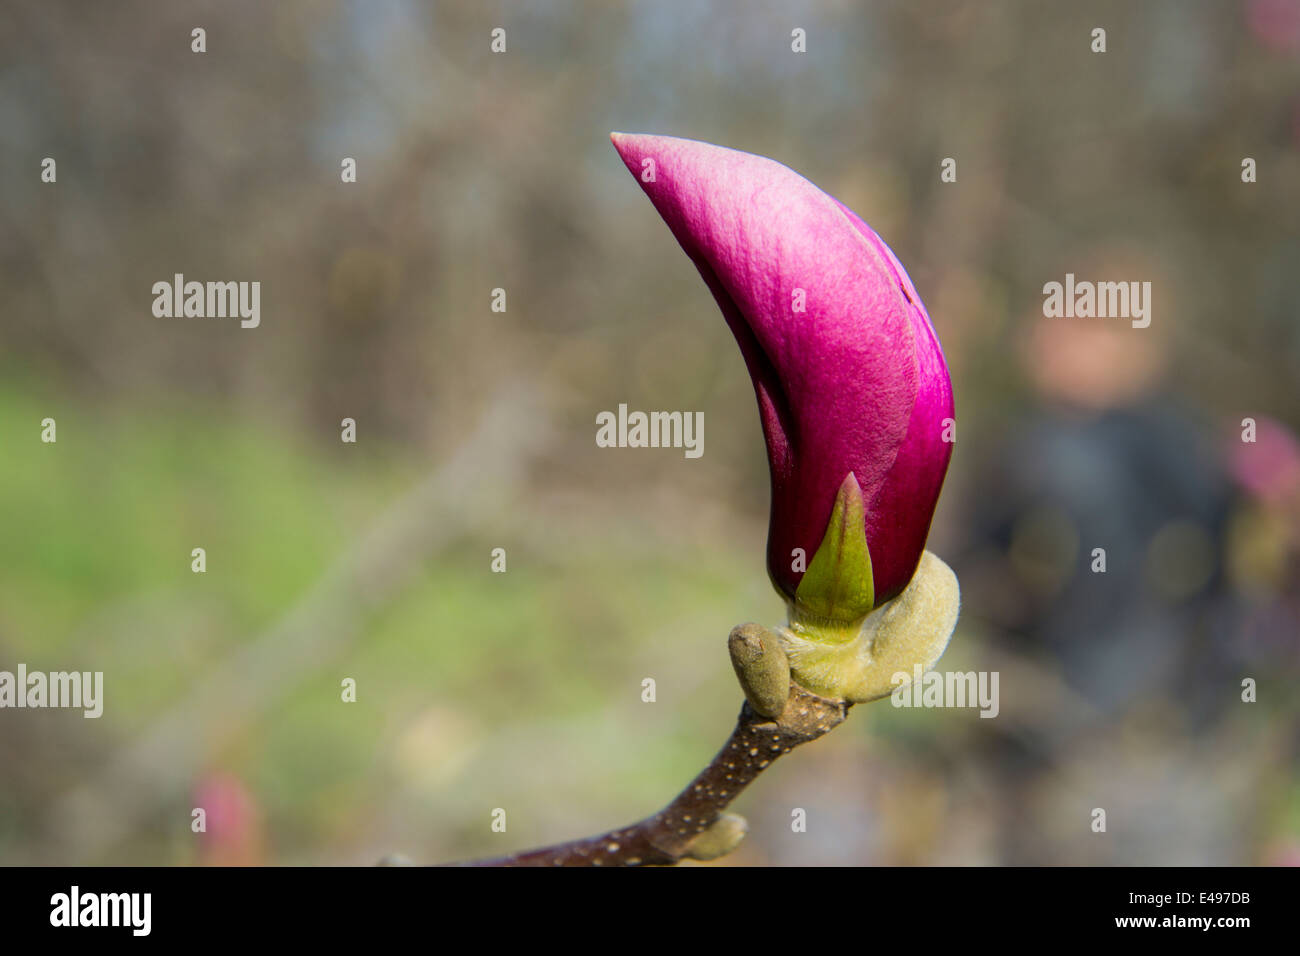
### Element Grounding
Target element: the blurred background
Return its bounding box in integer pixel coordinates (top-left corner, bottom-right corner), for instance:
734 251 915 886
1 0 1298 866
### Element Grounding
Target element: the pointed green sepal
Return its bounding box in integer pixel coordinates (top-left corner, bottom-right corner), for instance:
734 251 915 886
779 550 960 702
793 472 874 625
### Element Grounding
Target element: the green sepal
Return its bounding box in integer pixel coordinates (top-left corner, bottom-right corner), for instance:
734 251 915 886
793 472 875 626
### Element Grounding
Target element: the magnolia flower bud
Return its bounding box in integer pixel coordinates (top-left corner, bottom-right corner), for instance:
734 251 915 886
610 132 954 614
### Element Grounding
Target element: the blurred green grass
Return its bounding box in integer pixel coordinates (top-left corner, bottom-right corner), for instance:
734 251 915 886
0 377 781 863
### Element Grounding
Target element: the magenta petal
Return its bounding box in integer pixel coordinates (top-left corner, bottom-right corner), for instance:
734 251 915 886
611 132 954 605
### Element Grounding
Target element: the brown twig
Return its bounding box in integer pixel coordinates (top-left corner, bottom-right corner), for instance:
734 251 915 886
454 682 850 867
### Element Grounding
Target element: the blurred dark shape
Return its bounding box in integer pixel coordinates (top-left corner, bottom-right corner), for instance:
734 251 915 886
951 304 1300 861
962 398 1237 720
